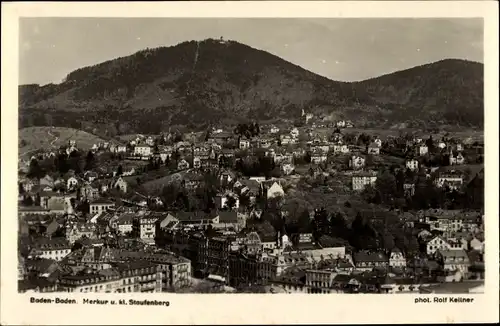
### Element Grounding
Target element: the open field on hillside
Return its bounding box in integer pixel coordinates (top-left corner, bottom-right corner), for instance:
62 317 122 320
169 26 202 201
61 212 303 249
140 171 186 193
19 127 108 158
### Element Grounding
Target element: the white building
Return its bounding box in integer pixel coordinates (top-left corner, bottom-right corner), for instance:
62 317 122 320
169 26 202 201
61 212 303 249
178 159 190 170
193 157 202 169
117 145 127 153
426 236 451 255
140 215 158 244
333 144 350 154
406 159 419 171
29 239 71 261
367 143 380 155
239 139 250 149
134 145 152 157
435 172 463 190
352 173 377 191
267 182 285 199
470 237 485 253
418 145 429 156
145 136 155 146
389 248 407 267
66 176 79 190
89 200 115 215
281 164 295 176
349 155 365 170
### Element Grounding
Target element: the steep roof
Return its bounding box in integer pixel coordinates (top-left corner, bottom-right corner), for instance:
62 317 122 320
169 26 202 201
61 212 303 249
353 251 388 264
218 211 238 223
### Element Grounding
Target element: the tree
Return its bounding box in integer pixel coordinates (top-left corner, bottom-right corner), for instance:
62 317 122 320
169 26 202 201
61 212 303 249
107 123 118 137
22 195 34 206
425 135 435 153
19 183 25 195
161 183 181 210
312 207 329 241
297 209 312 233
382 232 396 251
70 198 77 210
224 195 237 211
78 200 90 214
34 193 41 206
117 165 123 176
350 212 377 250
84 151 95 171
361 184 378 204
239 193 251 209
405 235 420 256
28 159 43 179
44 113 53 126
304 152 311 164
374 170 398 204
329 212 349 240
71 241 84 252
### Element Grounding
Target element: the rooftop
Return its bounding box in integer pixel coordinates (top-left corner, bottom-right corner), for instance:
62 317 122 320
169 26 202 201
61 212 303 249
90 199 115 205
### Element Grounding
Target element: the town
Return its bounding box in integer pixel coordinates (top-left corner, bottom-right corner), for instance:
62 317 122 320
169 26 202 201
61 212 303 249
18 114 485 295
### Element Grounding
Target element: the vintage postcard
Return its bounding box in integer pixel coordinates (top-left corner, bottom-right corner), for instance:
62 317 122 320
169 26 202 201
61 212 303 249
1 1 499 325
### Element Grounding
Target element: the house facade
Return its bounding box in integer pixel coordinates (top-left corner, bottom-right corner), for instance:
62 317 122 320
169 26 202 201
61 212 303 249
389 248 407 268
134 145 152 157
406 159 419 171
426 236 451 255
352 174 377 191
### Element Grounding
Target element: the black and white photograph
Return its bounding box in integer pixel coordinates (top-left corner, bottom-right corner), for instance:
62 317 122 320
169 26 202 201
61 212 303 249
2 1 499 325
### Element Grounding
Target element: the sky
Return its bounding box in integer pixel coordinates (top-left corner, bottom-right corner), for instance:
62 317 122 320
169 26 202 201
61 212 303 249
19 18 483 85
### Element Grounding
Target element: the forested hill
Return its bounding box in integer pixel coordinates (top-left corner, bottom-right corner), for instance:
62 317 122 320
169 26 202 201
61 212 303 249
19 38 483 134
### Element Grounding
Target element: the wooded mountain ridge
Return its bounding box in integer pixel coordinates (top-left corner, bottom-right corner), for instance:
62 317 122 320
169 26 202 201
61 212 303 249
19 38 484 135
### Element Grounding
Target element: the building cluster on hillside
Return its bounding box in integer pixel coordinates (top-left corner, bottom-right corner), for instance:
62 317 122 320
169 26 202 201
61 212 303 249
18 122 485 294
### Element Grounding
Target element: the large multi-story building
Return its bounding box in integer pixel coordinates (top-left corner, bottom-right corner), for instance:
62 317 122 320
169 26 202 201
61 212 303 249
134 145 152 157
138 213 159 244
58 260 161 293
206 236 234 283
58 269 123 293
138 251 192 291
89 199 115 215
113 261 162 293
28 237 72 262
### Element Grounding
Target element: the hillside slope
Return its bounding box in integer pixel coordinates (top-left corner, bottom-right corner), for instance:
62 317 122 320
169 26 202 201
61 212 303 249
353 59 484 127
19 127 109 158
19 39 484 134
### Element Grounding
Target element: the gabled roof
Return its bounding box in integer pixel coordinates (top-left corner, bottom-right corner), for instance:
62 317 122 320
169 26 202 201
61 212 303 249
437 249 470 261
353 251 388 263
217 211 238 223
175 211 215 222
25 258 59 273
90 199 114 205
18 278 56 291
31 237 71 250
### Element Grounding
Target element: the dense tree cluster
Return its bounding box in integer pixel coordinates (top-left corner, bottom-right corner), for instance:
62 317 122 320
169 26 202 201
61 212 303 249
233 122 260 139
